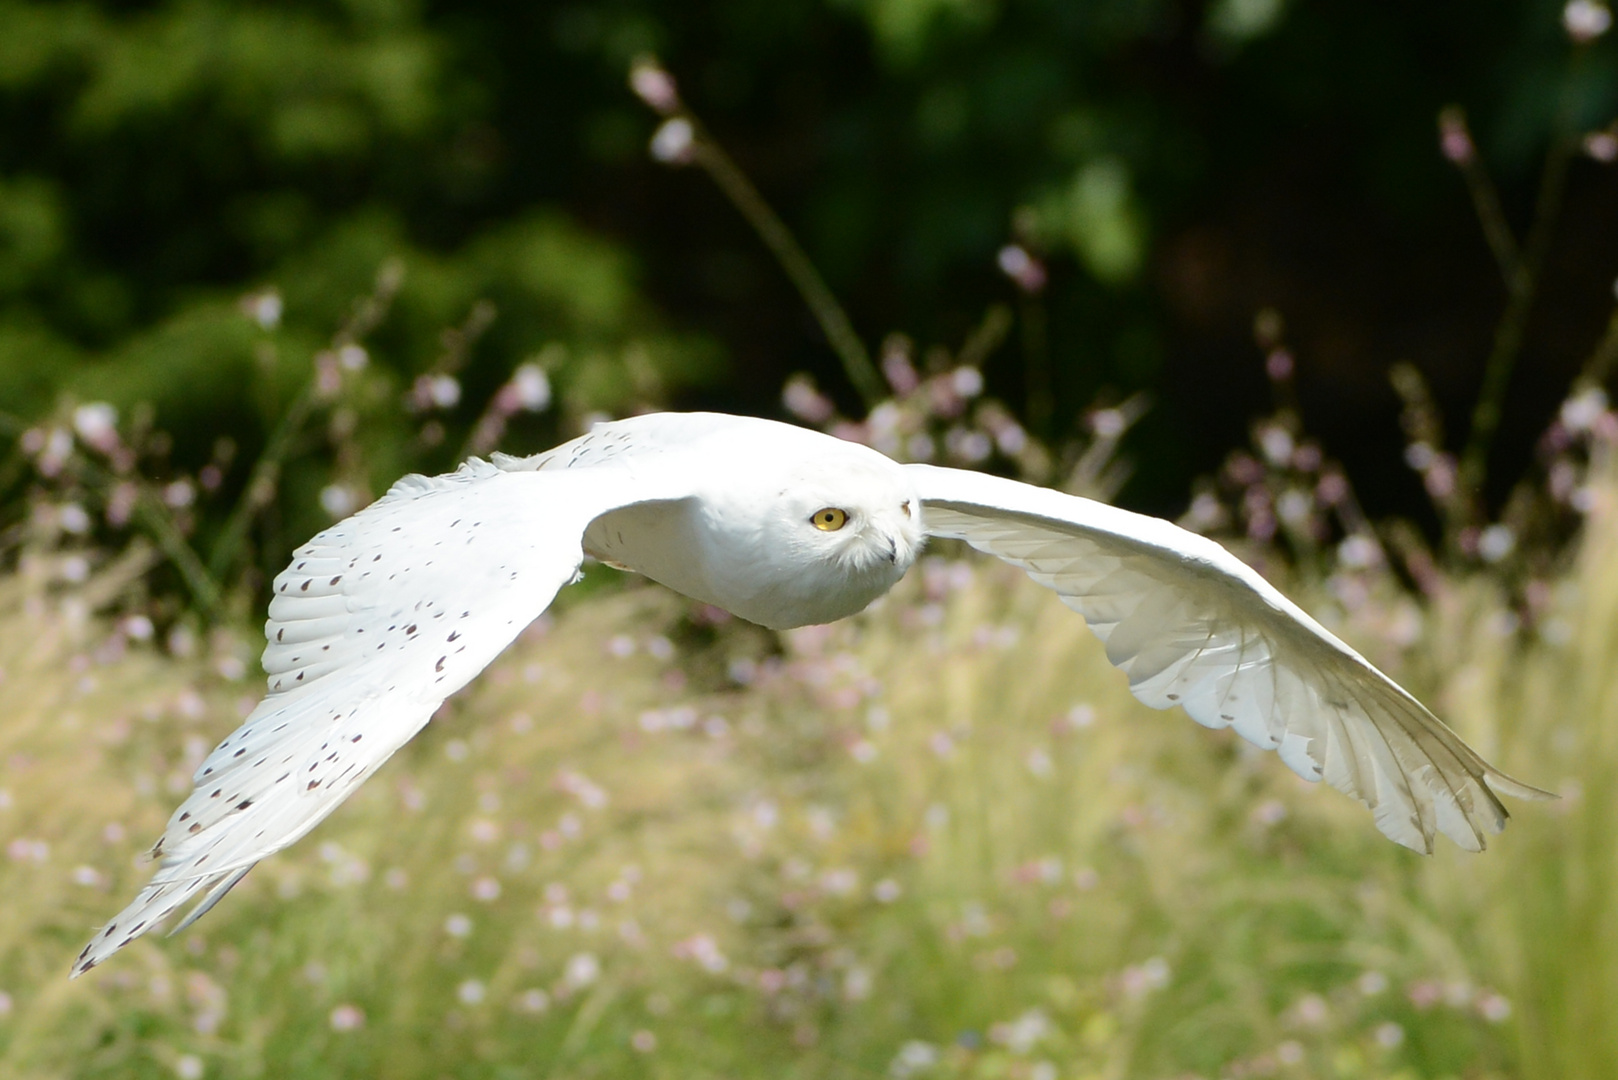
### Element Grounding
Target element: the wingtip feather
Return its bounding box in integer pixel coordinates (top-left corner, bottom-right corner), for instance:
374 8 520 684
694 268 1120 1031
1483 770 1559 802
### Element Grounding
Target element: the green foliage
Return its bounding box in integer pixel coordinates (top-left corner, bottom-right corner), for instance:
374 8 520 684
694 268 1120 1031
5 0 1615 526
0 0 722 595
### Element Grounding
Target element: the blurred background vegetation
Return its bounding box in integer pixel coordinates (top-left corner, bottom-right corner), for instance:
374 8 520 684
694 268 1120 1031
3 0 1618 1077
3 0 1615 524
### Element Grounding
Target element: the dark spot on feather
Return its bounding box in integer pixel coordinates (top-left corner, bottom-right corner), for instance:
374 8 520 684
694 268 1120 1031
307 780 320 791
1167 693 1179 701
448 631 460 642
373 554 382 562
330 576 341 586
179 812 191 821
295 672 304 681
277 628 285 642
236 799 252 810
210 789 222 797
351 734 362 742
234 748 246 757
1221 714 1235 721
300 579 311 591
406 624 417 635
436 656 446 672
188 823 201 833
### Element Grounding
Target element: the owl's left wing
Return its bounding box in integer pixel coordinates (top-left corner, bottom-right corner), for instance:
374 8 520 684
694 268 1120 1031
907 463 1550 854
74 458 688 976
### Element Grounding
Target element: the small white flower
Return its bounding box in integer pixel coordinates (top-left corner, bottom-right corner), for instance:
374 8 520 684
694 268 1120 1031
1564 0 1612 42
1561 386 1608 432
72 403 119 451
650 119 695 164
163 480 195 509
564 952 600 988
1478 524 1516 563
511 363 551 411
59 503 92 535
429 374 461 409
241 289 283 330
629 57 681 114
329 1003 365 1031
890 1040 938 1078
320 485 357 518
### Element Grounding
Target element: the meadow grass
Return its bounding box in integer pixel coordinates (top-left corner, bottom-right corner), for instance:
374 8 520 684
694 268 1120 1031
0 476 1612 1078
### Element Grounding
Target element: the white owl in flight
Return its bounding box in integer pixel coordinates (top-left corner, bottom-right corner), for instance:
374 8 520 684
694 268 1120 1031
73 412 1546 975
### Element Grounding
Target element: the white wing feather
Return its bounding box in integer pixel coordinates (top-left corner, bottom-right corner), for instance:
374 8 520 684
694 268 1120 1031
907 463 1549 854
73 458 660 975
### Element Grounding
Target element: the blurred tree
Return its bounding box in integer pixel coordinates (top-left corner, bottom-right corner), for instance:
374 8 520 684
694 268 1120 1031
0 0 1614 535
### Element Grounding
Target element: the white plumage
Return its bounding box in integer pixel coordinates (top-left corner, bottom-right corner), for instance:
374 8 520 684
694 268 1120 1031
73 412 1547 975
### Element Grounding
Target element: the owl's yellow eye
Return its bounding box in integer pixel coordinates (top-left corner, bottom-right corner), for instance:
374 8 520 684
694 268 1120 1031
811 507 848 531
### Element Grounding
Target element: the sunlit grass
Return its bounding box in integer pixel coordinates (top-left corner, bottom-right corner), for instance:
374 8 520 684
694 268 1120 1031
3 474 1616 1078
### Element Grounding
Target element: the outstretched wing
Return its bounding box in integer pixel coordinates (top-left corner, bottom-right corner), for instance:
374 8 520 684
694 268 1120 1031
75 459 673 975
908 464 1549 854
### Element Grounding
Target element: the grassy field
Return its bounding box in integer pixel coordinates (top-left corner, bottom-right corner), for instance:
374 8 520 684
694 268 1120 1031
0 476 1611 1079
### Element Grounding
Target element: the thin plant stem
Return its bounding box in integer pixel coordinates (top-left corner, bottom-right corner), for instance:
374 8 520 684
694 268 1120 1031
134 487 224 619
1577 304 1618 388
207 262 404 589
956 302 1013 372
685 135 886 409
1458 134 1577 505
1453 153 1525 291
1017 295 1052 436
206 383 317 586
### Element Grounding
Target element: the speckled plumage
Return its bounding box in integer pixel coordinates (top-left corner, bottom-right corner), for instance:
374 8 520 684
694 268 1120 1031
73 412 1547 976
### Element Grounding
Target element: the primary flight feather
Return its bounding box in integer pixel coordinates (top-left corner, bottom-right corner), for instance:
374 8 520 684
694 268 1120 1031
73 412 1547 975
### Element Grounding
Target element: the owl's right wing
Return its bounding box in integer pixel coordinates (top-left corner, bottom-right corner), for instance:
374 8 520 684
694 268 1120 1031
75 458 689 976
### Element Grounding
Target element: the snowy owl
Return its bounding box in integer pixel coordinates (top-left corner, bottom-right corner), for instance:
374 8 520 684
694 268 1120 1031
73 412 1546 975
